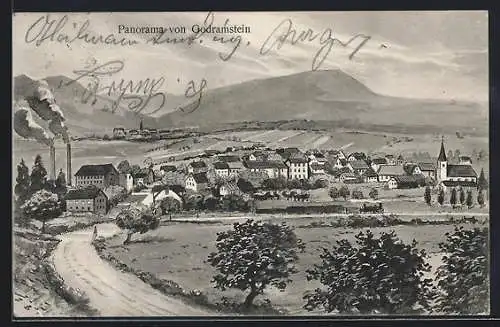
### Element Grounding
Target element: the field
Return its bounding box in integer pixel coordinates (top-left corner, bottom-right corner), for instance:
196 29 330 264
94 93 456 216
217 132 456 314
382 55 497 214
103 219 487 315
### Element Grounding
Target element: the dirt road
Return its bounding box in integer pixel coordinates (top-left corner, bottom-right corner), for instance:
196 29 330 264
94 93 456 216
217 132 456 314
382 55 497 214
51 223 213 316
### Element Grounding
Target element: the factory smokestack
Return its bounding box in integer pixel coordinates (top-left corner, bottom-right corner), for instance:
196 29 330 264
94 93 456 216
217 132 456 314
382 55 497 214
67 143 72 186
49 144 56 180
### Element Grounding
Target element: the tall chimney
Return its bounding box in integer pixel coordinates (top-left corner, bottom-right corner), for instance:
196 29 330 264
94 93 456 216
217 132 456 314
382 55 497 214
49 144 56 180
67 143 72 186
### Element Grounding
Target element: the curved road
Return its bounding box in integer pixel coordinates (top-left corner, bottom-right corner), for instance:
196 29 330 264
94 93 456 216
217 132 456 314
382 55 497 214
51 223 213 316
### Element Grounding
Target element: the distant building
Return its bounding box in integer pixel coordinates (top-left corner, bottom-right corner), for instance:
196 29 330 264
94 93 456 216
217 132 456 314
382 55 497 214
388 175 426 189
340 172 359 183
418 162 436 178
213 161 230 177
377 165 406 182
403 164 423 176
219 182 242 197
285 154 309 180
348 160 369 175
218 155 240 162
385 154 396 165
371 158 388 172
277 147 301 161
119 173 134 193
309 162 326 175
396 154 405 165
113 127 126 139
459 156 473 165
243 160 288 179
185 173 209 192
74 164 119 189
347 152 366 162
436 139 477 186
160 165 177 173
65 187 108 214
362 168 378 183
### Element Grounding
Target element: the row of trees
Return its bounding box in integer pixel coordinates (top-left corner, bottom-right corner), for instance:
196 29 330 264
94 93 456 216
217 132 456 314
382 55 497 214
424 186 486 208
207 220 488 314
329 186 379 201
261 177 328 191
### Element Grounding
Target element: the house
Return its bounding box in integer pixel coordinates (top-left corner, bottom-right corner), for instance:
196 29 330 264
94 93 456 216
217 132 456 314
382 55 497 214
74 164 119 189
439 180 477 191
65 186 108 214
188 161 208 174
436 139 478 186
243 160 288 179
403 164 423 176
227 161 245 176
113 127 126 139
219 182 242 197
362 168 378 183
385 154 396 165
309 162 326 175
327 149 346 160
132 171 148 186
213 161 230 177
185 173 209 192
459 156 473 165
248 151 267 161
388 175 426 189
285 154 309 180
118 173 134 193
160 165 177 173
418 162 436 178
347 152 366 162
377 165 406 182
169 184 186 196
371 158 388 172
327 155 347 169
141 188 182 207
348 160 369 175
396 154 405 165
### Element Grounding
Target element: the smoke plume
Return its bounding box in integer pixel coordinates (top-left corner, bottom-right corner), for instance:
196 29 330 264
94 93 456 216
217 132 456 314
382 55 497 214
25 79 70 144
14 108 53 146
25 80 65 122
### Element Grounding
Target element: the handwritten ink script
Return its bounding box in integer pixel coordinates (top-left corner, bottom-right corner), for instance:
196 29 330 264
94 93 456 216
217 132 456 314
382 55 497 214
59 60 207 116
260 19 371 71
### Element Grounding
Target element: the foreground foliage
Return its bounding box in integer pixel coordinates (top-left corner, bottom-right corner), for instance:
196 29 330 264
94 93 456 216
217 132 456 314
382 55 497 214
435 226 489 314
304 230 434 314
115 206 160 244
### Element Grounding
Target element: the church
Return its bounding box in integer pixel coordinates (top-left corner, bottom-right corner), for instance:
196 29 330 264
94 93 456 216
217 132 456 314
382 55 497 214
436 138 478 188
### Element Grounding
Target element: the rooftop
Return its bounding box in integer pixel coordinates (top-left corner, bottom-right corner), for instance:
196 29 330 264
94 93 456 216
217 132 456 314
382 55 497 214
189 161 207 169
378 165 406 176
65 186 106 200
244 160 288 169
447 165 477 178
213 161 230 170
188 173 209 184
349 160 369 170
75 164 117 177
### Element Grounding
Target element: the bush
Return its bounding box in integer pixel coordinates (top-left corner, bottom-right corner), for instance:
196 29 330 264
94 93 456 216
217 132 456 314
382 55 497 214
435 227 489 314
351 189 364 199
304 230 434 314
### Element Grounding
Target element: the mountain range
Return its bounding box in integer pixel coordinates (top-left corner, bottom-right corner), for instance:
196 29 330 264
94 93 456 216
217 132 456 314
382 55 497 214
13 70 488 136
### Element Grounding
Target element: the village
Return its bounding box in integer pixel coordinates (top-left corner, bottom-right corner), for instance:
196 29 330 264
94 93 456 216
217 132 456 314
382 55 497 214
47 128 487 218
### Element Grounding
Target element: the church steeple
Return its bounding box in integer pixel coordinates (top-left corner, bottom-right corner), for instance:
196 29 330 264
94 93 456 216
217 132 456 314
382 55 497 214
437 136 447 162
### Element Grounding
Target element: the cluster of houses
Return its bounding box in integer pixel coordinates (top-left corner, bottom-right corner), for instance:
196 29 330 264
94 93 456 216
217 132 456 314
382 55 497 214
63 138 479 215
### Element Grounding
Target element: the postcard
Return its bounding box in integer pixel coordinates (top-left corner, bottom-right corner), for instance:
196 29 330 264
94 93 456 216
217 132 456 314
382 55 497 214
12 11 489 317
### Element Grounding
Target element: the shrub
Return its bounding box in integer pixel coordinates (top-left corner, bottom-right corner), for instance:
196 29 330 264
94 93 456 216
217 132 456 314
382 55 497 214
424 186 432 206
369 188 378 200
304 230 434 314
351 189 364 200
21 190 62 234
328 187 339 200
435 227 489 314
208 219 305 310
339 185 350 200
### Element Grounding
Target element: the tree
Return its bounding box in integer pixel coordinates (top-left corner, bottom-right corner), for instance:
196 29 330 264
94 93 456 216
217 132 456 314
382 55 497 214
328 187 339 200
129 164 142 176
477 169 488 190
203 196 219 211
21 190 62 234
369 188 379 200
30 155 48 194
144 157 153 168
151 184 168 206
477 190 485 208
313 179 328 189
351 189 364 200
435 227 489 314
466 190 474 208
454 149 461 162
207 219 304 310
339 185 350 200
459 188 466 206
304 230 434 314
237 178 255 194
15 159 30 204
103 134 110 140
478 149 487 161
472 149 478 161
117 160 131 174
424 186 432 206
438 188 445 206
54 169 67 196
160 197 181 220
447 150 453 162
115 206 160 244
450 188 457 208
220 194 248 212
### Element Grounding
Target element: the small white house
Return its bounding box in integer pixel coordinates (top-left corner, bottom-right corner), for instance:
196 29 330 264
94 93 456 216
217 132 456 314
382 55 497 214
387 178 398 189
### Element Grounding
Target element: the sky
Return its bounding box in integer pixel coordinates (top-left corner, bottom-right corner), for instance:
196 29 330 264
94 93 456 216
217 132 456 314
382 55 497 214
12 11 488 102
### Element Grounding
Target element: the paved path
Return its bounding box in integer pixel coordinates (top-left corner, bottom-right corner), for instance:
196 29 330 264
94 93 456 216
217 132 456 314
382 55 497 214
51 223 213 316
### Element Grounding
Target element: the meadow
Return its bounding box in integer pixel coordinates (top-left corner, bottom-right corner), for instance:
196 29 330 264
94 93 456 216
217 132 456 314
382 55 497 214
103 219 487 315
